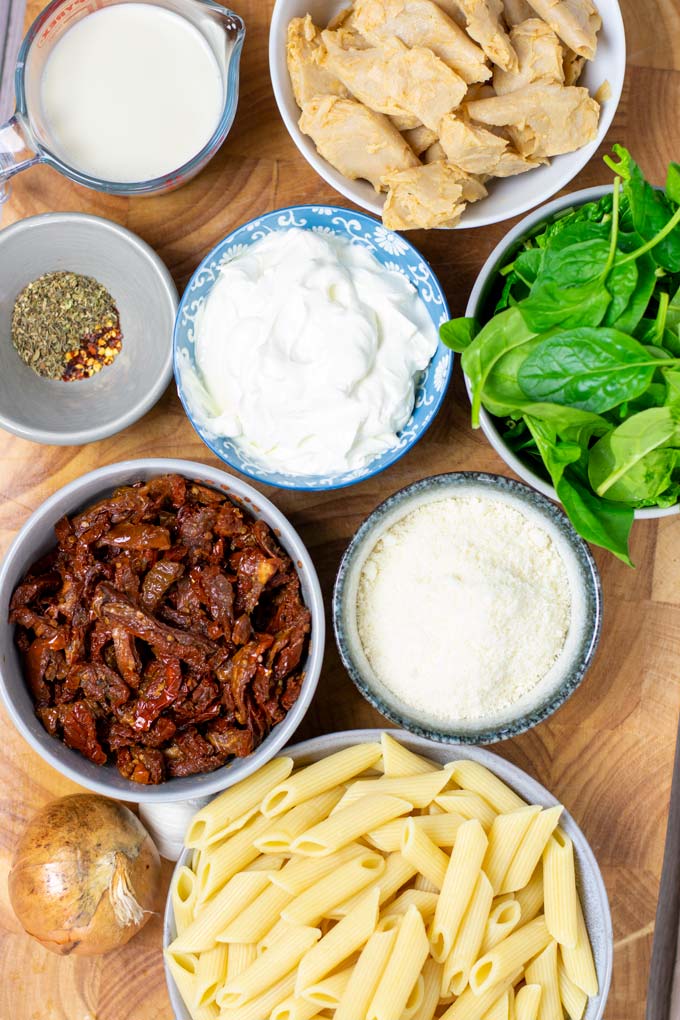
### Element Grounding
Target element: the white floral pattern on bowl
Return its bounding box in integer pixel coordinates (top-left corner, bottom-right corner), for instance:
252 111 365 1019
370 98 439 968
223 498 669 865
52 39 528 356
173 204 452 491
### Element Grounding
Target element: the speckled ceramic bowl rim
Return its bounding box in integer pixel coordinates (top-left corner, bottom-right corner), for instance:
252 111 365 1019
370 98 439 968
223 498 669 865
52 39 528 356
0 458 324 803
164 728 613 1020
0 212 178 445
172 203 452 492
465 185 680 521
333 472 602 744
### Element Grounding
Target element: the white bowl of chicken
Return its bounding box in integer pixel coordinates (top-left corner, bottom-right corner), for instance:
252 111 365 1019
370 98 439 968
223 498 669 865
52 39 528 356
269 0 625 230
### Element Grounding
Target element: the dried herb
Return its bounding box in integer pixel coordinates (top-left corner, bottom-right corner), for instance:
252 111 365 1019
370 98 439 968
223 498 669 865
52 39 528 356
11 271 123 381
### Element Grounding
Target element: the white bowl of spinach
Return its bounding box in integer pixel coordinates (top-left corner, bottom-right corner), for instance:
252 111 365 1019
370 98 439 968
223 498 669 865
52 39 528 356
443 146 680 565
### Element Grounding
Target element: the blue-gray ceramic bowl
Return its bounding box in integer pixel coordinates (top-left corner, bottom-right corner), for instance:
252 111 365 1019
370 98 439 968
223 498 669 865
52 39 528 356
173 205 452 491
333 472 602 744
164 729 613 1020
0 459 324 803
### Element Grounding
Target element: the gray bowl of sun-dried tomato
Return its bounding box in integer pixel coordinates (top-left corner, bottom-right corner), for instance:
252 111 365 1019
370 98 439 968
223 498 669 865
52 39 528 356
0 459 324 803
0 212 177 445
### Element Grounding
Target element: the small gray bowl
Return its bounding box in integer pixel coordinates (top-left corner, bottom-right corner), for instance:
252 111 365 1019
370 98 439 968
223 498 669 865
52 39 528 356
0 458 324 803
0 212 177 445
334 472 602 744
164 729 613 1020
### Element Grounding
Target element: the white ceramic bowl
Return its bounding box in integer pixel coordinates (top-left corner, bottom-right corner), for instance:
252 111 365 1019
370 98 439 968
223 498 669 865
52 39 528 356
0 459 325 803
164 728 613 1020
269 0 626 229
466 185 680 521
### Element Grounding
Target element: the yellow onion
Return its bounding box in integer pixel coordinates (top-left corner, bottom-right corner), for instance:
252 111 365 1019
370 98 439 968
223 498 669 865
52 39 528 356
9 794 162 955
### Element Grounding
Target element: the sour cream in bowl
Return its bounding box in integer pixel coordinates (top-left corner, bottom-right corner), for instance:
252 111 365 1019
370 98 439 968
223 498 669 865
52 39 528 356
174 206 451 490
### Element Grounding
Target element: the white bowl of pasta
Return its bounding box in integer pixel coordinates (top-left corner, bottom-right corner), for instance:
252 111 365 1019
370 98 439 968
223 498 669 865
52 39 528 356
163 729 612 1020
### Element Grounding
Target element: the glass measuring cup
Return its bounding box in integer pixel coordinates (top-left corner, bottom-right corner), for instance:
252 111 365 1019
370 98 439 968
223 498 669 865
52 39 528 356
0 0 245 197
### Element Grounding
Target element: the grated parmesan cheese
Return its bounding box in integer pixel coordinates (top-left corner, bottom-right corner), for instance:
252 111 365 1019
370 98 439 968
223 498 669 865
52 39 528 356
356 495 572 725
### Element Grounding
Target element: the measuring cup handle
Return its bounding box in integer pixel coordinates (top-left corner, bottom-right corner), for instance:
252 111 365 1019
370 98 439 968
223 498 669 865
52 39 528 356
0 115 42 199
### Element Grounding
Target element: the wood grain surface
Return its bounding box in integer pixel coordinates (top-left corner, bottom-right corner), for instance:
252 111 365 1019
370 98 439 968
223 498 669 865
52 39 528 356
1 1 679 1017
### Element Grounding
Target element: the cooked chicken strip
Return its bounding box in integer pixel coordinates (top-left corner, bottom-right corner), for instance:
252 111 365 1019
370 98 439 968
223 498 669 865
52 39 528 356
287 16 349 108
452 0 518 72
423 140 447 162
321 29 467 131
352 0 491 84
493 18 564 94
403 124 439 154
502 0 535 24
431 0 468 25
525 0 600 59
438 112 508 173
299 95 420 191
466 82 599 157
391 113 422 130
382 162 470 228
563 45 586 84
492 148 544 175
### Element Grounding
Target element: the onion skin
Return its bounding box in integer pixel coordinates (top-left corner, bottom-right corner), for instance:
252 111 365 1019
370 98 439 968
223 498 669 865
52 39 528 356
9 794 162 956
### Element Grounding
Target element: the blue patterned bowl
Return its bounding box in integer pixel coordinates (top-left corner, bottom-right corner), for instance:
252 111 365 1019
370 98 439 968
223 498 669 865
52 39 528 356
173 205 452 490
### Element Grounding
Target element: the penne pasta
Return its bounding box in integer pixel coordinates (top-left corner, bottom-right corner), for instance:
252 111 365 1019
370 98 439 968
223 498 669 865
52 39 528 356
514 984 542 1020
482 897 523 954
301 964 354 1007
334 851 417 917
469 917 551 994
291 794 413 856
185 756 293 848
431 819 488 962
172 865 198 935
543 831 578 948
226 943 257 981
410 957 443 1020
402 975 425 1019
335 928 398 1020
482 990 511 1020
514 865 544 925
438 970 521 1020
367 905 430 1020
295 887 380 997
525 940 561 1020
218 925 320 1008
442 870 493 996
253 789 343 853
446 761 525 815
245 852 286 873
381 889 439 924
170 871 269 953
367 813 463 853
560 896 598 997
413 872 439 893
261 743 383 817
195 943 228 1007
195 813 272 902
401 818 449 890
334 770 451 812
271 995 321 1020
501 807 563 894
380 732 438 776
435 791 497 832
558 958 588 1020
271 842 366 896
484 806 542 894
219 970 297 1020
281 852 386 925
216 881 294 944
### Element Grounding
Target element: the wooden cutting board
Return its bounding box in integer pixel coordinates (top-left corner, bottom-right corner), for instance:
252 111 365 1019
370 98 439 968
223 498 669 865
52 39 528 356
1 1 679 1017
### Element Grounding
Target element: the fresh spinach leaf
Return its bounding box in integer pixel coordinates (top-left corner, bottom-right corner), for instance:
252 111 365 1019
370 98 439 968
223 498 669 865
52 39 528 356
517 327 667 412
439 317 479 352
667 282 680 332
461 307 537 427
588 406 679 498
602 258 640 325
525 416 633 564
519 279 611 332
667 162 680 205
514 249 543 286
610 254 656 333
606 145 680 272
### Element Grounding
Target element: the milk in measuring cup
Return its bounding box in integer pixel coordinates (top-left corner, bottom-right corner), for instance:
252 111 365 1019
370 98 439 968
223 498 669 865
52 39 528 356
40 3 224 183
